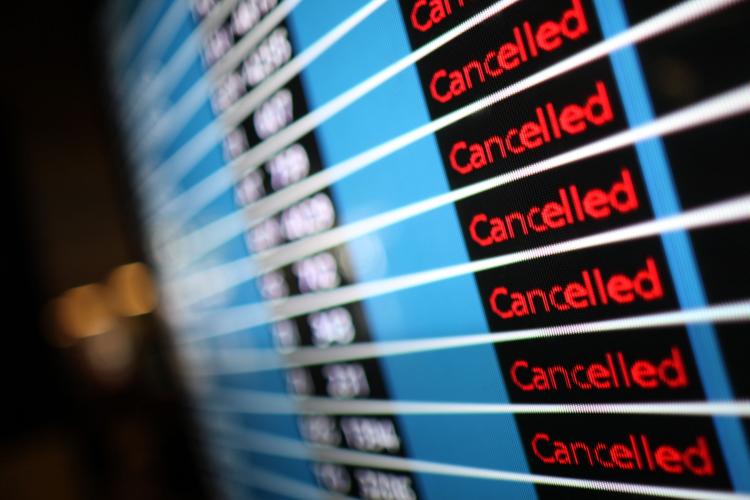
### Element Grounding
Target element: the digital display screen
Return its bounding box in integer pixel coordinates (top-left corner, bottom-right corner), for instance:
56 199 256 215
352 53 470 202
102 0 750 497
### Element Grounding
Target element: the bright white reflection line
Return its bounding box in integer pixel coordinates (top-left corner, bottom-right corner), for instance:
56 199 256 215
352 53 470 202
203 390 750 417
162 0 741 270
208 426 750 500
184 301 750 372
169 81 750 303
183 194 750 340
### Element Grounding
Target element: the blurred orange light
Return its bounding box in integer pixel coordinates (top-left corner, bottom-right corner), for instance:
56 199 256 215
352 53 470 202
56 284 114 339
107 262 157 317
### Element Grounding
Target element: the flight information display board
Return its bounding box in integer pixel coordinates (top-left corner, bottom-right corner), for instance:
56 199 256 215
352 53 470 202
102 0 750 498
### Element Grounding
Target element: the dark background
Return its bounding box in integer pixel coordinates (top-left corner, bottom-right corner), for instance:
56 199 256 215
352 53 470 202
0 2 211 499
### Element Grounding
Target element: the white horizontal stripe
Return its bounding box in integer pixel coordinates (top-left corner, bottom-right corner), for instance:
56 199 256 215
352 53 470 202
182 193 750 341
168 80 750 302
207 425 750 500
196 0 241 36
202 389 750 417
184 301 750 373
